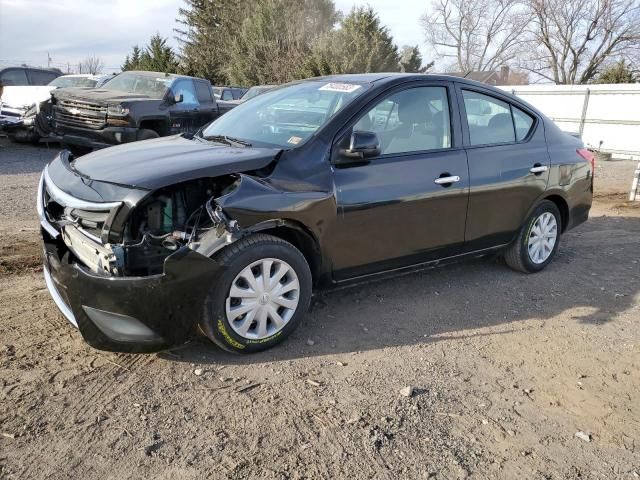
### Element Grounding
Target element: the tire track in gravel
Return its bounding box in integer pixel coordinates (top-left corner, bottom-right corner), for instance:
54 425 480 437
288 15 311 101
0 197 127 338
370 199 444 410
16 354 158 480
74 353 155 419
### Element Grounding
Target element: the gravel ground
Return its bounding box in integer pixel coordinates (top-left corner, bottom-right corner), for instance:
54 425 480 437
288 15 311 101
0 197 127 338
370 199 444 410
0 138 639 479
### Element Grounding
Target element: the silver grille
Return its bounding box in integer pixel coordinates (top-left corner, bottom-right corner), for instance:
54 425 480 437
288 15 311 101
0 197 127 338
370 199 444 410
40 165 122 244
54 99 107 130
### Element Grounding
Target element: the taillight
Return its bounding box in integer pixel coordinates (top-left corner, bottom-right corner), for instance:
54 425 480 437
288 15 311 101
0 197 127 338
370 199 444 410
577 148 595 175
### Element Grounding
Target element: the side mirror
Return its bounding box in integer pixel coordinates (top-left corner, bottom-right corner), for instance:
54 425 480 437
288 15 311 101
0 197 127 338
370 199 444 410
338 131 381 162
173 93 183 104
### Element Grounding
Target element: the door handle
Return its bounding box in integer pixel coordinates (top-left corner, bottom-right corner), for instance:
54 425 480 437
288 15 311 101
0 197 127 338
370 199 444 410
530 165 548 174
434 175 461 185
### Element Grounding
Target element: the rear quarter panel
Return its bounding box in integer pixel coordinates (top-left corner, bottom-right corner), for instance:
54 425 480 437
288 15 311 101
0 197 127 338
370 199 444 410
544 120 593 230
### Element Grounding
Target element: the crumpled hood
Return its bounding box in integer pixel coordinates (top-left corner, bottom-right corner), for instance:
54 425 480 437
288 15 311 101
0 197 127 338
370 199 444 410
71 135 281 190
54 87 153 103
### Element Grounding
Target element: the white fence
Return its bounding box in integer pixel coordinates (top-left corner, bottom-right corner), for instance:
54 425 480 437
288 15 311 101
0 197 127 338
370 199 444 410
499 83 640 160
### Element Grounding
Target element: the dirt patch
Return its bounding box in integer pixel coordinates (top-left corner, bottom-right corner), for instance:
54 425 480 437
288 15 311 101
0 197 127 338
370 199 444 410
1 143 639 480
0 233 42 276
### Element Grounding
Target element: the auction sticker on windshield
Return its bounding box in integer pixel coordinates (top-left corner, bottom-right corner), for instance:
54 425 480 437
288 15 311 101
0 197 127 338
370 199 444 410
319 83 362 93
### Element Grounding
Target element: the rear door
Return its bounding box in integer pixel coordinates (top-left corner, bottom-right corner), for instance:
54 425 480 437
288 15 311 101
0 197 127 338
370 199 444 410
194 80 219 125
329 82 469 279
457 84 549 251
168 78 200 134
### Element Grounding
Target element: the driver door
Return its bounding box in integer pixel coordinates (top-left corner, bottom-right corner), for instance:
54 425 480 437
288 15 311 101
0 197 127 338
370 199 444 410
328 83 470 280
169 79 200 134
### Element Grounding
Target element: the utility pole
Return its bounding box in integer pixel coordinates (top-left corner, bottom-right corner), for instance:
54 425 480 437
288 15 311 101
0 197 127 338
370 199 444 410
47 52 52 68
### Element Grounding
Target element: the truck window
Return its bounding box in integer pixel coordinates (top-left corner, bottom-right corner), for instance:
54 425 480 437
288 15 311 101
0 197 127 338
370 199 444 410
195 82 214 104
28 70 59 85
171 79 199 106
0 68 29 86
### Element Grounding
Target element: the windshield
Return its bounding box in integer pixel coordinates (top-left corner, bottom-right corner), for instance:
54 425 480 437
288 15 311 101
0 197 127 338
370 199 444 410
100 72 172 99
49 76 98 88
202 81 370 148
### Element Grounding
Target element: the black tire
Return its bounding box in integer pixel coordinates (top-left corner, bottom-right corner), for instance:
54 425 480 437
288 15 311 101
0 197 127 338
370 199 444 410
200 233 312 353
504 200 562 273
136 129 159 141
62 143 92 157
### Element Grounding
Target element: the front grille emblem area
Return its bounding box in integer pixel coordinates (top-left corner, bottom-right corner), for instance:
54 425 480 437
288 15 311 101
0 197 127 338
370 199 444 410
68 107 81 116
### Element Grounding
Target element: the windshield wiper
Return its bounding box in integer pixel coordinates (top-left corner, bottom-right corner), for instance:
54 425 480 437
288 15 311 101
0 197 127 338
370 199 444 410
203 135 252 148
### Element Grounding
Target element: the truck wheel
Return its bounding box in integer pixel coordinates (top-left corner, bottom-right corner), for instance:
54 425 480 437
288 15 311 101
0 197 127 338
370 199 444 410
136 129 159 141
200 234 312 353
62 144 91 157
504 200 562 273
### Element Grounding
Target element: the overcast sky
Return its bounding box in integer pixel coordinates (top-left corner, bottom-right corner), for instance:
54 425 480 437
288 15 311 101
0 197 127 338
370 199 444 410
0 0 428 73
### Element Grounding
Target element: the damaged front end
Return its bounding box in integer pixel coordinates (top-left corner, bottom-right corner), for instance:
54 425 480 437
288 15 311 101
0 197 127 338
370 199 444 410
38 153 247 353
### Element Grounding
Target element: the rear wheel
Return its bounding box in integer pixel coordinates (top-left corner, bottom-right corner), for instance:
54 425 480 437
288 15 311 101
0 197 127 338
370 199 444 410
504 200 561 273
200 234 312 353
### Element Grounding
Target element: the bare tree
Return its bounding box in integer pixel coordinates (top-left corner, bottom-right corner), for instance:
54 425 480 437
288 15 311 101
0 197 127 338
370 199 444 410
421 0 530 73
77 56 104 75
522 0 640 84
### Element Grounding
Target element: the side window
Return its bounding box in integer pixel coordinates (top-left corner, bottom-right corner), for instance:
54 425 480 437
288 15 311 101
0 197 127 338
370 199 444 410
171 79 199 106
353 86 451 155
0 68 29 86
195 81 214 104
221 90 233 101
28 70 58 85
512 106 534 141
462 90 515 146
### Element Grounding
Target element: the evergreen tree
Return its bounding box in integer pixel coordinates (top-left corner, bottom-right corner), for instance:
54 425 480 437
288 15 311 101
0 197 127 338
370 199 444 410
301 6 401 76
226 0 339 85
122 36 178 73
398 45 432 73
122 45 142 71
139 34 179 72
595 60 637 84
175 0 248 84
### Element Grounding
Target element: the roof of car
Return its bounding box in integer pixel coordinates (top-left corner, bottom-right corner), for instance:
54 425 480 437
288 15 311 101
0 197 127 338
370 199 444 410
0 66 62 74
122 71 206 82
308 72 500 89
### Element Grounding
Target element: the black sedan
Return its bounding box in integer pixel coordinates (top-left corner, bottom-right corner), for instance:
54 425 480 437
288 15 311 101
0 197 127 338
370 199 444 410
37 74 594 353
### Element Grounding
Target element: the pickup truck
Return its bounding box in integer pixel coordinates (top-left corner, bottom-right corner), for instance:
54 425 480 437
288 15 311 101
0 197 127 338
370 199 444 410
48 71 226 154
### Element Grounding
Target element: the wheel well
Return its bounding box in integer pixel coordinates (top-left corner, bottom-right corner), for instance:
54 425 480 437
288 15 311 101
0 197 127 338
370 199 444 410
139 119 167 136
258 225 321 284
544 194 569 232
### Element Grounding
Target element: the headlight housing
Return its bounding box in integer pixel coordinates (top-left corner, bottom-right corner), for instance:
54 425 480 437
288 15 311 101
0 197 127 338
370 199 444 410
107 104 129 116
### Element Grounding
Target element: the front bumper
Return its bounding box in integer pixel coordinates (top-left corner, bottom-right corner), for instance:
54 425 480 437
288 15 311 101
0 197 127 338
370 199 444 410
38 170 224 353
52 126 138 149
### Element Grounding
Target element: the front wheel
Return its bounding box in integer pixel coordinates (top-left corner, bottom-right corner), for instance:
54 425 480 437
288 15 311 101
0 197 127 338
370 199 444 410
504 200 562 273
136 129 159 141
200 234 312 353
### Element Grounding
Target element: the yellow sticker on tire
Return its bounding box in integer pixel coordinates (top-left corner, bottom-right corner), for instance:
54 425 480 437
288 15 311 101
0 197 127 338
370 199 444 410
217 319 245 349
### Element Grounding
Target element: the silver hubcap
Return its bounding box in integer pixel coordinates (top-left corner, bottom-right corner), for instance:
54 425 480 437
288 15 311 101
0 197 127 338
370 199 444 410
527 212 558 264
225 258 300 340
